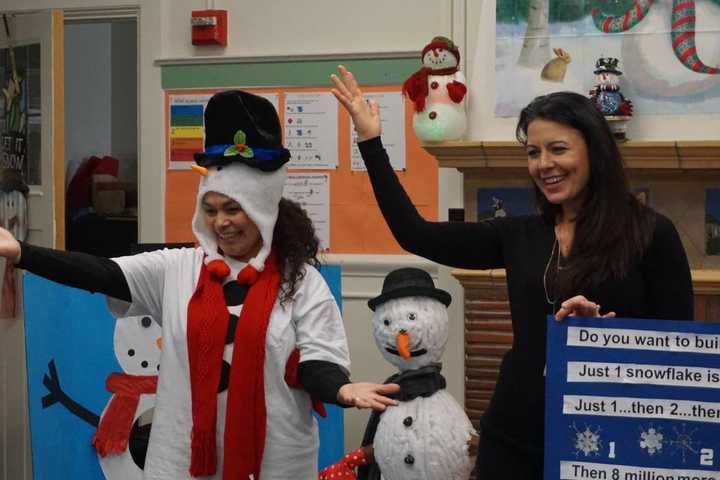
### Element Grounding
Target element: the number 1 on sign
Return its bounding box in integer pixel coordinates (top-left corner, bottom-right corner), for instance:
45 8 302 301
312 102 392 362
608 441 616 459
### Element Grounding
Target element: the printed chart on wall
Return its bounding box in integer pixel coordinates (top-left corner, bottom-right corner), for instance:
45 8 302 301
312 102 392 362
167 92 279 170
545 316 720 480
349 92 406 171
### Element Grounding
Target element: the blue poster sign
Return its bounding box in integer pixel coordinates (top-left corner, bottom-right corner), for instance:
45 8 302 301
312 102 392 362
546 316 720 480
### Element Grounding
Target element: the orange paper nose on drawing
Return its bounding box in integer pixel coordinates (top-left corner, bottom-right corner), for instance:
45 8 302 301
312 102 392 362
396 331 411 360
156 337 162 350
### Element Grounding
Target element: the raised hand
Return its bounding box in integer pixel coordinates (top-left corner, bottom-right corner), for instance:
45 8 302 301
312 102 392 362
0 226 21 263
337 382 400 411
330 65 381 142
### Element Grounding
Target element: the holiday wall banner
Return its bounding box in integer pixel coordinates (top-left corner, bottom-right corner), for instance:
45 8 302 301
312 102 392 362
545 316 720 480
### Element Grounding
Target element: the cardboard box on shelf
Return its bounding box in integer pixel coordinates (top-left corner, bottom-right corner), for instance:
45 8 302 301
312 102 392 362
92 181 136 216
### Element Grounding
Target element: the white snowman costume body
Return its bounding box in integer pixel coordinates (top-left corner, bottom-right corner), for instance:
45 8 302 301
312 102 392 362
371 296 475 480
411 46 467 142
107 157 350 478
98 314 161 480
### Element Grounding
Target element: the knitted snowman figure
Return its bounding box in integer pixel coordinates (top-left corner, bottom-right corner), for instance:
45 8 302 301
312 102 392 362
361 268 475 480
402 36 467 142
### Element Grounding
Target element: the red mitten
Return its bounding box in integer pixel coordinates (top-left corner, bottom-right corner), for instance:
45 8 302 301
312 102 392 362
318 447 370 480
446 81 467 103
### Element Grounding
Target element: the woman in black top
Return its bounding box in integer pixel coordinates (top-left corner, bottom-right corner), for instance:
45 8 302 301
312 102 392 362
331 65 694 478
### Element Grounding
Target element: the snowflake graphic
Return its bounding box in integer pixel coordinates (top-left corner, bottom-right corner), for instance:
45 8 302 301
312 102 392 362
570 423 602 457
639 425 664 455
668 423 699 464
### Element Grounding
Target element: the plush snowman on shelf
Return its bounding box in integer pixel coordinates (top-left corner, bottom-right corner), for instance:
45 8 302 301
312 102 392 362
589 57 633 141
353 268 476 480
402 36 467 142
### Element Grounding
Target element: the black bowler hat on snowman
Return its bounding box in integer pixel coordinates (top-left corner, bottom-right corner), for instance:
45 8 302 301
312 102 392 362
594 57 623 76
368 267 451 311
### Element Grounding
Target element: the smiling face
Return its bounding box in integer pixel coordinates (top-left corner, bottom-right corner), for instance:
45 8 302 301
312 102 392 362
422 48 458 70
201 191 263 262
372 296 449 372
526 119 591 219
596 71 618 87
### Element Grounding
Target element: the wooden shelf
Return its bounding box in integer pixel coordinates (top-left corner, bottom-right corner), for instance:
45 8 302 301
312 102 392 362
423 141 720 173
452 269 720 296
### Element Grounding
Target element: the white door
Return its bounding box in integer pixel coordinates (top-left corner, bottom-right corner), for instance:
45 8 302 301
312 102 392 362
0 10 59 480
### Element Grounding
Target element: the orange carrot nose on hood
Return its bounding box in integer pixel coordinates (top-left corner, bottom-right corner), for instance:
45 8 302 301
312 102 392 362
396 331 411 360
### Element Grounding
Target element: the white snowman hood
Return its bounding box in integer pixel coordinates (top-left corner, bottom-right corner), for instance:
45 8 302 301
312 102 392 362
189 90 291 272
191 161 286 271
372 296 449 371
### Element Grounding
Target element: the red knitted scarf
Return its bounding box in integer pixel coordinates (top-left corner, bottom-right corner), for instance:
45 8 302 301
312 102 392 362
92 372 158 456
187 252 280 479
402 66 459 112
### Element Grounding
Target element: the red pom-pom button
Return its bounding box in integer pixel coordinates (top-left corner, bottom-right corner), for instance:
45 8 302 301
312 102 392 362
237 265 259 285
207 259 230 279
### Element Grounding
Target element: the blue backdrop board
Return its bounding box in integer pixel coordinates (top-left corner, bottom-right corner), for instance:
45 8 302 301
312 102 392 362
545 316 720 480
24 265 344 479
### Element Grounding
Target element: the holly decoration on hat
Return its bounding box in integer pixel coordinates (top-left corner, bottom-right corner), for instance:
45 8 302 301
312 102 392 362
223 130 254 158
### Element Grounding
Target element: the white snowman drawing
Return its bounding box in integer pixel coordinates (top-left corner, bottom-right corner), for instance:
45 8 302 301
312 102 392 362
362 267 476 480
403 36 467 142
42 314 161 479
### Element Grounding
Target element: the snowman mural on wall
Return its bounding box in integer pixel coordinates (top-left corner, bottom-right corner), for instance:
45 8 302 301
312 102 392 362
41 314 160 479
320 268 477 480
402 36 467 142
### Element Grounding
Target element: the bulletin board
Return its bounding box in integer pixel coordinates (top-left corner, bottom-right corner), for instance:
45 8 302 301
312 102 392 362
163 84 438 254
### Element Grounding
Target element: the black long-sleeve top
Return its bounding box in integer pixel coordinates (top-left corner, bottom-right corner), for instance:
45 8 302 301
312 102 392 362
358 136 694 452
16 243 349 404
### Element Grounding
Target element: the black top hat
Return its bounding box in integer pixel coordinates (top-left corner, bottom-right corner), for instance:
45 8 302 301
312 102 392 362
594 57 622 75
368 267 452 311
193 90 290 172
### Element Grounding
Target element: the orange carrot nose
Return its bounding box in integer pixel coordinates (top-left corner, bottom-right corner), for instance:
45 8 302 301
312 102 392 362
156 337 162 350
396 331 411 360
191 164 208 176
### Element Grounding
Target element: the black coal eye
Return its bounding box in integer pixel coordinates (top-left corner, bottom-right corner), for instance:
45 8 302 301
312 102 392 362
408 312 417 321
383 319 390 326
217 166 223 171
141 361 148 368
128 349 135 356
141 316 152 328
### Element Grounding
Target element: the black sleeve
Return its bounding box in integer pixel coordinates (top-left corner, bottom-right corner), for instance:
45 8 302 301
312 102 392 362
642 213 694 320
16 242 132 302
358 136 506 270
298 360 351 406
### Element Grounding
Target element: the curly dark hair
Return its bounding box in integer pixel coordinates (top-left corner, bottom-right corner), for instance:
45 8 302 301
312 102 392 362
516 91 655 300
272 198 321 304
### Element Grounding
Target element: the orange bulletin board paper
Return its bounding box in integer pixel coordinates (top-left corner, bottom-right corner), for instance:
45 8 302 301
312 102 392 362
164 85 438 255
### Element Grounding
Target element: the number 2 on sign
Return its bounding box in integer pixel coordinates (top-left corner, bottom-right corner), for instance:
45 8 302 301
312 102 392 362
700 448 714 466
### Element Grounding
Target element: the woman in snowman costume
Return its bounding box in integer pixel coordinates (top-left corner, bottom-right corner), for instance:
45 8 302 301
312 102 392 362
0 90 399 479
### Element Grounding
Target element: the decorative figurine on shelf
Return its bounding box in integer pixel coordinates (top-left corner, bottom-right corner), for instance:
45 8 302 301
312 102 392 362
402 36 467 142
319 268 477 480
589 57 633 141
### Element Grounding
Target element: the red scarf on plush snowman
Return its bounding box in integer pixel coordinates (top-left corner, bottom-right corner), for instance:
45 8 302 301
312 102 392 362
402 36 466 112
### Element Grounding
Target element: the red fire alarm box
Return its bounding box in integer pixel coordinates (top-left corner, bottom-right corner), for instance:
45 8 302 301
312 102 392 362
191 9 227 46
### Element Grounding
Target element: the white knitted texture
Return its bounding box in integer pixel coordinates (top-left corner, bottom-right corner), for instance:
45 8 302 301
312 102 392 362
191 161 287 272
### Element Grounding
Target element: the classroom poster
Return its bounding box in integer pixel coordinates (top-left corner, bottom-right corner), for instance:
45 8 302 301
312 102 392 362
283 173 330 250
167 92 279 170
285 92 338 169
546 316 720 480
350 92 406 171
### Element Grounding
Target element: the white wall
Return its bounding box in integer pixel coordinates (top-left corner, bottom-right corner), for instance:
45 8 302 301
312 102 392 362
160 0 453 60
110 20 138 182
64 23 112 183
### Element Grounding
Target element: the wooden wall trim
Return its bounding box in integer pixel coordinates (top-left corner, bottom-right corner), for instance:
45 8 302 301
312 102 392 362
52 9 64 250
425 141 720 172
